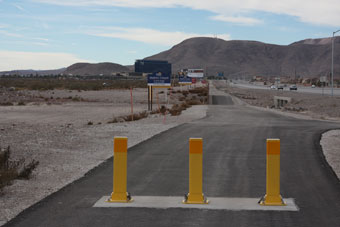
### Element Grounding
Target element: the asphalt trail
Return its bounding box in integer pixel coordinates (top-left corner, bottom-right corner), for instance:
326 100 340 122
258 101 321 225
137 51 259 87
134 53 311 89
4 93 340 227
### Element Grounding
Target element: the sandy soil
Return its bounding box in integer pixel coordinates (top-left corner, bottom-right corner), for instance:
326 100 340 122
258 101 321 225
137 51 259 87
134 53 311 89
0 86 207 225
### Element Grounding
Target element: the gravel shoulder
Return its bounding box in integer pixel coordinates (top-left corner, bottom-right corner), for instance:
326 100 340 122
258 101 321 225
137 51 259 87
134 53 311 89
320 130 340 180
0 87 207 225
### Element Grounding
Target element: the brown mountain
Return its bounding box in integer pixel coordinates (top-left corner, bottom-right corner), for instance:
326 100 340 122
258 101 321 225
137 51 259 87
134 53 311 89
64 62 130 76
145 37 340 78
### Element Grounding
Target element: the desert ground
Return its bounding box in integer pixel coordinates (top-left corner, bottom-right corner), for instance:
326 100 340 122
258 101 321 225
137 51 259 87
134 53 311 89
1 81 339 226
0 84 208 225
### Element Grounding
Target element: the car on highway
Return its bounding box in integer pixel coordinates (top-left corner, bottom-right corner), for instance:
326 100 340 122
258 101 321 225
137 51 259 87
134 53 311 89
270 85 277 90
312 84 316 88
289 85 297 90
277 85 284 90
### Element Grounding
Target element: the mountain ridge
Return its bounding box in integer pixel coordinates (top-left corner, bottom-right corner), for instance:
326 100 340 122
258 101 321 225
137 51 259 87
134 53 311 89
145 36 340 78
1 37 339 78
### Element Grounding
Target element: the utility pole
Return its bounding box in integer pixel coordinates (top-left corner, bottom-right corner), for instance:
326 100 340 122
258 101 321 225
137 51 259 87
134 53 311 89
331 30 340 97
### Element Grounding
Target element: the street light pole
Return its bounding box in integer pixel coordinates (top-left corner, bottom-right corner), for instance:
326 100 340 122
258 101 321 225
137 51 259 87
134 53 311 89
331 30 340 97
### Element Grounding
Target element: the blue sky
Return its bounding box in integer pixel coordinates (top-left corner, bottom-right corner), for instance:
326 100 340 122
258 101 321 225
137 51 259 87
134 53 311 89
0 0 339 71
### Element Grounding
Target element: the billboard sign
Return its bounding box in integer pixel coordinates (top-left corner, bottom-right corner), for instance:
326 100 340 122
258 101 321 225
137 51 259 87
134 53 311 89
179 76 192 85
147 72 171 87
188 69 204 78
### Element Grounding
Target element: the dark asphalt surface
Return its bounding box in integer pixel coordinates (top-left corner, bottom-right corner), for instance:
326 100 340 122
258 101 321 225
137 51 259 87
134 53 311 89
4 94 340 227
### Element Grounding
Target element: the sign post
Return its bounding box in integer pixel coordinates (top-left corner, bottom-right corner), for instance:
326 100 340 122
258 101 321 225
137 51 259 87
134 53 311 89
179 76 192 86
147 72 171 111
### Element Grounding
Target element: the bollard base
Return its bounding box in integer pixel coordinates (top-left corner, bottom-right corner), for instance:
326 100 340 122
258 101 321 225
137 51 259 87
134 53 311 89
107 192 133 203
259 194 285 206
183 193 209 204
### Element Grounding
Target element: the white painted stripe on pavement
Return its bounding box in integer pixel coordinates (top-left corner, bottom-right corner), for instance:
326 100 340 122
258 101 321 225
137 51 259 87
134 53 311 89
93 196 298 211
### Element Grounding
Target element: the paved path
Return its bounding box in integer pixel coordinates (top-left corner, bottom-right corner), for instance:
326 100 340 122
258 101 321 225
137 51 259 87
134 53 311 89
4 87 340 227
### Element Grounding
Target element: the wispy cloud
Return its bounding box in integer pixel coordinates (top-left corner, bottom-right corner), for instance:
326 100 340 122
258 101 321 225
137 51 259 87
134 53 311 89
33 37 49 42
12 3 29 13
34 0 340 27
210 15 262 26
0 30 23 38
84 26 231 46
0 50 89 71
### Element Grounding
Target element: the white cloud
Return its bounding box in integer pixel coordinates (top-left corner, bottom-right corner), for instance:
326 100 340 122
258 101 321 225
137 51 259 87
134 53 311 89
34 0 340 27
0 50 89 71
85 27 231 46
210 15 262 25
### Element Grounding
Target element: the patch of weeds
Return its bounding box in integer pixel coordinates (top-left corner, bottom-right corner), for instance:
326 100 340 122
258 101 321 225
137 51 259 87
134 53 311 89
185 99 201 105
124 111 149 121
182 91 189 97
0 102 14 106
87 121 93 125
72 96 81 102
108 111 149 123
17 101 25 106
18 160 39 179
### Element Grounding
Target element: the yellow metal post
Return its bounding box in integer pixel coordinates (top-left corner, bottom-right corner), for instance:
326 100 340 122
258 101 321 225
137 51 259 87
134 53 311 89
183 138 209 204
107 137 133 203
260 139 285 206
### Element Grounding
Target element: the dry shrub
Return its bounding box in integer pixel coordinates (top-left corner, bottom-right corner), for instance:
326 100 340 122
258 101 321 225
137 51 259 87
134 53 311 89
124 111 149 121
169 104 182 116
188 87 208 96
0 146 39 192
185 99 201 105
0 102 14 106
182 91 189 97
108 111 149 123
179 96 185 101
18 160 39 179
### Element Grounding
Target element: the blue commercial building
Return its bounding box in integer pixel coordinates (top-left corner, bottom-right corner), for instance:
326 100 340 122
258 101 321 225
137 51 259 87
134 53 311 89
135 60 171 75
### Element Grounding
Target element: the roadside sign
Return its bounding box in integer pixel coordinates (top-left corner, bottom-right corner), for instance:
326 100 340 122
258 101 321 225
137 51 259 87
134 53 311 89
179 76 192 85
192 78 197 84
188 69 204 78
147 72 171 87
320 76 327 83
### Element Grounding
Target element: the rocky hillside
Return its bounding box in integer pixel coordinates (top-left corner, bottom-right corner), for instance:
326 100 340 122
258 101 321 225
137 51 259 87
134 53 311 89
145 37 340 78
64 62 130 76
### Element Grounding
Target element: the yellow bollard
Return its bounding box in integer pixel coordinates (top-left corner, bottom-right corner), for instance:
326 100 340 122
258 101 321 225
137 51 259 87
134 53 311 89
259 139 285 206
183 138 209 204
107 137 133 203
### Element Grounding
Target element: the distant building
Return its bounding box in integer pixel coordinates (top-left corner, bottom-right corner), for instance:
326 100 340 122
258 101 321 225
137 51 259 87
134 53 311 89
134 60 171 75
